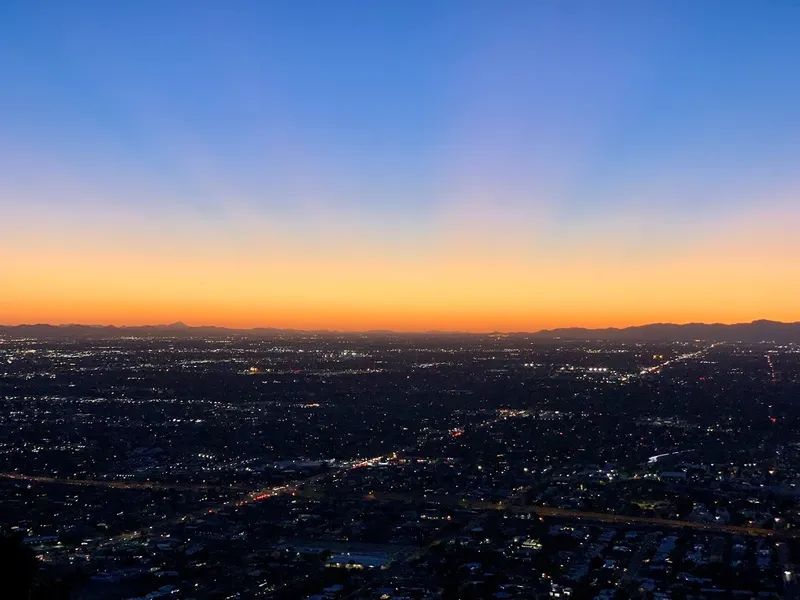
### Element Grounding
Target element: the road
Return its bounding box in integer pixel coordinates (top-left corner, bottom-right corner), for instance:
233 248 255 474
6 408 527 543
767 352 778 383
622 343 719 382
361 490 786 538
514 504 780 537
0 472 251 493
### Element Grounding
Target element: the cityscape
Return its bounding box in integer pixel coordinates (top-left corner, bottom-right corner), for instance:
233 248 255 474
2 329 800 598
3 2 800 599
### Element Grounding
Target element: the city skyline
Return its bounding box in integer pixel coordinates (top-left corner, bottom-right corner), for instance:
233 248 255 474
3 1 800 331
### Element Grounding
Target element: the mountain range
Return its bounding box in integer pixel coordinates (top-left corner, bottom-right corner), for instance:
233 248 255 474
527 319 800 343
1 320 799 342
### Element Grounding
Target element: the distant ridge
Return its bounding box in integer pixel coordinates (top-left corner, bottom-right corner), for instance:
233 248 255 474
527 319 800 343
1 320 800 342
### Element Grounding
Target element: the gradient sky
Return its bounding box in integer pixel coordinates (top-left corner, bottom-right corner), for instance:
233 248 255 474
2 1 799 331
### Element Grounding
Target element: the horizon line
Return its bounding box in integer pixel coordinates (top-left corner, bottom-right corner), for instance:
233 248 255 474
1 318 798 336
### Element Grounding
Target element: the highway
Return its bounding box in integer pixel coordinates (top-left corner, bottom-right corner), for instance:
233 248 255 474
1 460 391 547
621 343 719 382
767 352 779 383
360 490 787 538
3 413 518 549
513 504 782 537
1 406 526 541
0 472 251 493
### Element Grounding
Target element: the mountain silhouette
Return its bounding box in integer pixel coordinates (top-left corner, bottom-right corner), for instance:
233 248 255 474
527 319 800 343
1 320 799 342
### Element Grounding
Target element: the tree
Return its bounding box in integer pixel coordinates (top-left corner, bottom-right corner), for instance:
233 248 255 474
0 531 38 600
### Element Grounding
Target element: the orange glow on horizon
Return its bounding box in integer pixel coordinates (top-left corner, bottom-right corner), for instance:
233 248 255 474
3 198 799 332
4 240 799 332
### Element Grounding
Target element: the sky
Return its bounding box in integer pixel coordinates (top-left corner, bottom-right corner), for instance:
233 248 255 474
1 0 799 331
